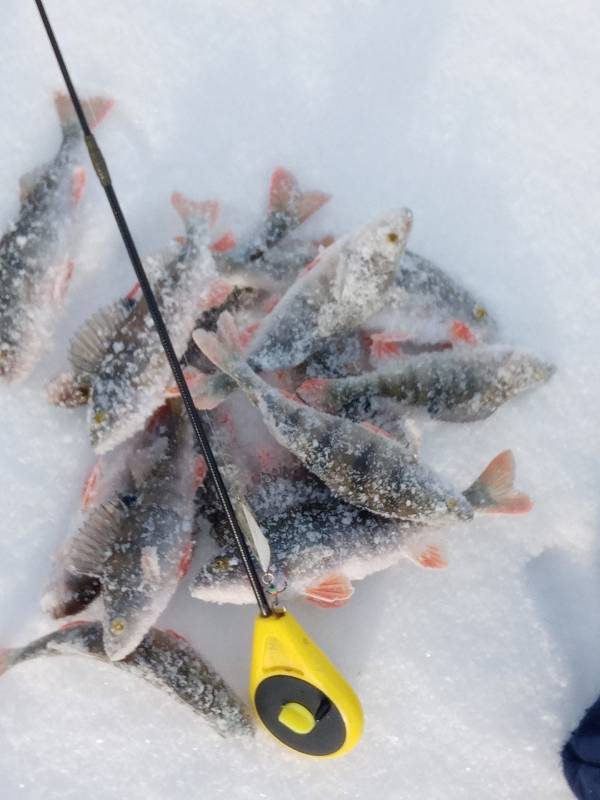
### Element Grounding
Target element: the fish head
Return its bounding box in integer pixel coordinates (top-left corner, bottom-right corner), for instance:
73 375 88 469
191 549 289 604
89 398 122 452
500 351 556 396
191 551 254 604
102 583 155 661
354 209 413 271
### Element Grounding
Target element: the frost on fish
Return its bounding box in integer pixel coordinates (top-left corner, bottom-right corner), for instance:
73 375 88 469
0 623 253 737
67 194 217 453
191 209 412 408
381 249 499 345
194 315 475 523
298 346 555 422
0 92 113 383
62 408 199 660
192 486 425 606
42 415 169 620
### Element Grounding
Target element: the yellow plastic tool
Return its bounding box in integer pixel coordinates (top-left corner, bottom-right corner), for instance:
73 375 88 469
250 608 364 757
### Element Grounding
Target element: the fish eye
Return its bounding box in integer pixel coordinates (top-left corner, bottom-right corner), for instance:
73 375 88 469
212 555 230 572
473 305 487 320
387 232 399 243
93 411 106 425
110 617 126 635
446 498 459 511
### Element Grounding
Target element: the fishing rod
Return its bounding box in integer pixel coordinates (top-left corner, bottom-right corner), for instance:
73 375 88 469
34 0 363 757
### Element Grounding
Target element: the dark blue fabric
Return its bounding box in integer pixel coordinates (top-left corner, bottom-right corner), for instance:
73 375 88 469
563 696 600 798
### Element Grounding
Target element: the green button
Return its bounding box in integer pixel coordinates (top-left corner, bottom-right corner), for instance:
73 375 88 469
278 702 316 735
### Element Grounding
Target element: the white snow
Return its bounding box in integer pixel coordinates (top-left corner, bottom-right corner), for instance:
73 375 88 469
1 1 599 798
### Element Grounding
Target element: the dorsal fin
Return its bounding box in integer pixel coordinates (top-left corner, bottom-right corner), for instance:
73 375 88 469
65 499 127 578
69 300 132 377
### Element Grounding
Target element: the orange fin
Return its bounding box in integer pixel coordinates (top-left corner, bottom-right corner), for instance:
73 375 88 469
211 231 236 253
199 280 234 312
71 167 86 207
51 259 75 306
192 457 207 491
165 629 188 643
177 541 194 579
125 281 141 302
410 544 448 570
464 450 533 514
164 366 205 399
450 320 478 345
81 461 102 511
298 191 331 223
171 192 219 227
303 574 354 608
60 619 91 632
297 377 330 409
370 331 409 360
360 421 394 439
54 92 114 131
269 167 299 211
313 234 335 249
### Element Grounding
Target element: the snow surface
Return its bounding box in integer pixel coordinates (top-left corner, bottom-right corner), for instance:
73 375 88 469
1 1 599 798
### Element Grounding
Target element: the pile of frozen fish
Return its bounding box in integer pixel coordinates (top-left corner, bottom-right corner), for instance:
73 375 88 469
0 94 555 737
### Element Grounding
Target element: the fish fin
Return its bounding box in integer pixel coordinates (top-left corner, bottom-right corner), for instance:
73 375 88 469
211 231 237 253
51 259 75 307
46 371 90 407
54 92 114 132
296 377 330 410
407 543 448 570
71 167 86 206
81 461 102 511
19 166 46 202
124 281 141 303
188 371 229 410
200 280 235 312
238 500 271 572
360 421 395 439
313 234 335 249
66 500 126 577
192 311 242 373
165 628 188 642
298 191 331 223
164 365 206 399
269 167 299 212
193 457 207 491
464 450 533 514
369 331 409 360
303 574 354 608
60 620 91 632
141 546 162 586
450 320 477 345
69 300 131 377
0 648 16 677
171 192 219 228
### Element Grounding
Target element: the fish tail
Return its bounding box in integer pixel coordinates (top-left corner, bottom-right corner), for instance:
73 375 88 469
0 648 17 677
464 450 533 514
192 312 260 398
269 166 331 223
54 92 114 133
171 192 219 236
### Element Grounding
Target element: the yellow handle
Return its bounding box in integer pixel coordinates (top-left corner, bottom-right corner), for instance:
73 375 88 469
250 609 364 757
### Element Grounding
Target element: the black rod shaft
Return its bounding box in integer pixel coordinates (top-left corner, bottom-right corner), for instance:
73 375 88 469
33 0 272 617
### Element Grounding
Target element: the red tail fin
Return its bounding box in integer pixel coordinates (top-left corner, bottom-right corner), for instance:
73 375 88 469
171 193 219 227
269 167 299 211
465 450 533 514
54 92 114 132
